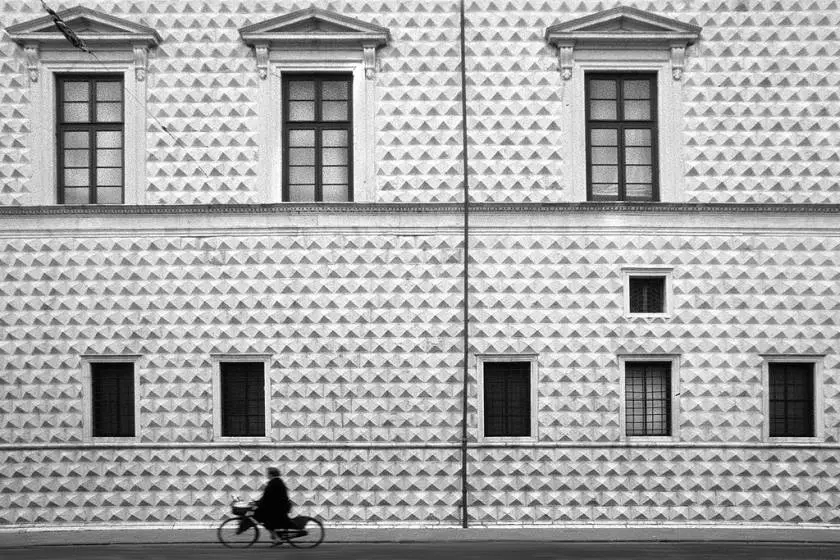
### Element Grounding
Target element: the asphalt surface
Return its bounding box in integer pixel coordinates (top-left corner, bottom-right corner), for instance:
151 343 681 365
6 542 840 560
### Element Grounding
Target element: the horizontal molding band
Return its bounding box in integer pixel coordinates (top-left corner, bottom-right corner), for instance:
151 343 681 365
4 441 840 452
3 202 840 238
2 201 840 216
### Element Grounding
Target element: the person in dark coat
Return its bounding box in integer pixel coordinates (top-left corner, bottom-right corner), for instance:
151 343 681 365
254 466 292 542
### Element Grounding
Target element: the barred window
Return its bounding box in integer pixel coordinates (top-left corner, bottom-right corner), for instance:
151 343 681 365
586 73 658 201
56 75 124 204
282 74 353 202
769 363 814 437
625 362 671 436
629 276 665 314
483 361 531 437
91 362 135 437
220 362 266 437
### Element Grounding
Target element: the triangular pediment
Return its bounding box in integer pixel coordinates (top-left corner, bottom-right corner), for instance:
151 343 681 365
546 7 700 45
7 6 161 46
240 8 389 46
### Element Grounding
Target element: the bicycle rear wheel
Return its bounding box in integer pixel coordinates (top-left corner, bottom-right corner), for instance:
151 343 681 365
218 516 259 548
287 516 324 548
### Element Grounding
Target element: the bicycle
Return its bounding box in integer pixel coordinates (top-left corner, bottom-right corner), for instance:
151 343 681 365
217 500 325 548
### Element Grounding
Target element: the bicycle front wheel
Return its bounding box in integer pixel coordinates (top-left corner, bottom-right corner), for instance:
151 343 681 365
287 516 324 548
218 516 259 548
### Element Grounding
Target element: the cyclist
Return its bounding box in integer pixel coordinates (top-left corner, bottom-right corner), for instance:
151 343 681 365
253 466 292 545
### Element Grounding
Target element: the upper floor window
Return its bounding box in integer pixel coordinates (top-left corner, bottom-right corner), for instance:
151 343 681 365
282 74 353 202
7 6 159 205
57 75 124 204
586 73 658 201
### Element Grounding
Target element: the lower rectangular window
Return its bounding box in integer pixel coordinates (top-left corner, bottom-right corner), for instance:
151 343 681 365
483 361 531 437
625 361 671 436
220 362 266 437
91 362 135 437
769 362 814 437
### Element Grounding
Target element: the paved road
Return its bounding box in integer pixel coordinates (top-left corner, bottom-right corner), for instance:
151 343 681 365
6 542 840 559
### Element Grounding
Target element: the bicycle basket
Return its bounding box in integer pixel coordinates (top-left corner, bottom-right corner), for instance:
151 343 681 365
231 502 252 516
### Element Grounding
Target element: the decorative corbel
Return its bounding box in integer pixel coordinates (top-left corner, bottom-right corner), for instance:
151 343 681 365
363 45 376 79
670 44 686 80
558 42 574 80
24 44 39 83
255 45 269 80
133 46 148 81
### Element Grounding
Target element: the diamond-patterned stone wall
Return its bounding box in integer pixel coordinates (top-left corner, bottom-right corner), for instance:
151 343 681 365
2 223 840 526
2 1 840 204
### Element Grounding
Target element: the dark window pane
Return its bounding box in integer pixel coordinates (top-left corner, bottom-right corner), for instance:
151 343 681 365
96 187 123 204
64 168 89 187
96 102 122 122
289 130 315 147
64 149 90 167
322 101 348 121
483 362 531 437
322 80 349 100
590 100 617 120
322 184 349 202
63 188 89 204
96 148 122 168
63 131 89 149
625 129 652 147
590 129 617 146
91 362 134 437
289 184 316 201
589 79 617 99
96 130 122 149
63 81 89 102
96 81 122 101
322 166 348 185
624 100 651 120
96 168 122 186
221 362 265 437
629 276 665 313
625 362 670 436
288 81 315 100
323 130 348 147
623 80 650 99
288 101 315 121
63 102 89 122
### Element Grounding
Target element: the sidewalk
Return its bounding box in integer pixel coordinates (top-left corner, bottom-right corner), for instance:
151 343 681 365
3 526 840 548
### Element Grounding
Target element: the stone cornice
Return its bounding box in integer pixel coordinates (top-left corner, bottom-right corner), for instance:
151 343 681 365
2 202 840 217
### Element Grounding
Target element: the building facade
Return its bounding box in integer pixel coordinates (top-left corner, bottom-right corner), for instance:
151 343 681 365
1 0 840 528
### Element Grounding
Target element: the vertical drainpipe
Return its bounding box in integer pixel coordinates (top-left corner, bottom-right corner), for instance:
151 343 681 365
458 0 471 529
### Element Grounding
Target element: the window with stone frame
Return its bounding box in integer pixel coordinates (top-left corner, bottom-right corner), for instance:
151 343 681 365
769 362 815 438
90 362 135 437
220 361 267 437
56 74 124 204
483 361 532 437
282 74 353 202
586 73 658 201
625 361 671 436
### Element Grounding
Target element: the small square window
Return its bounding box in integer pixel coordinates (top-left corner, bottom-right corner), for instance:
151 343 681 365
629 276 665 313
768 362 814 438
623 267 672 317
